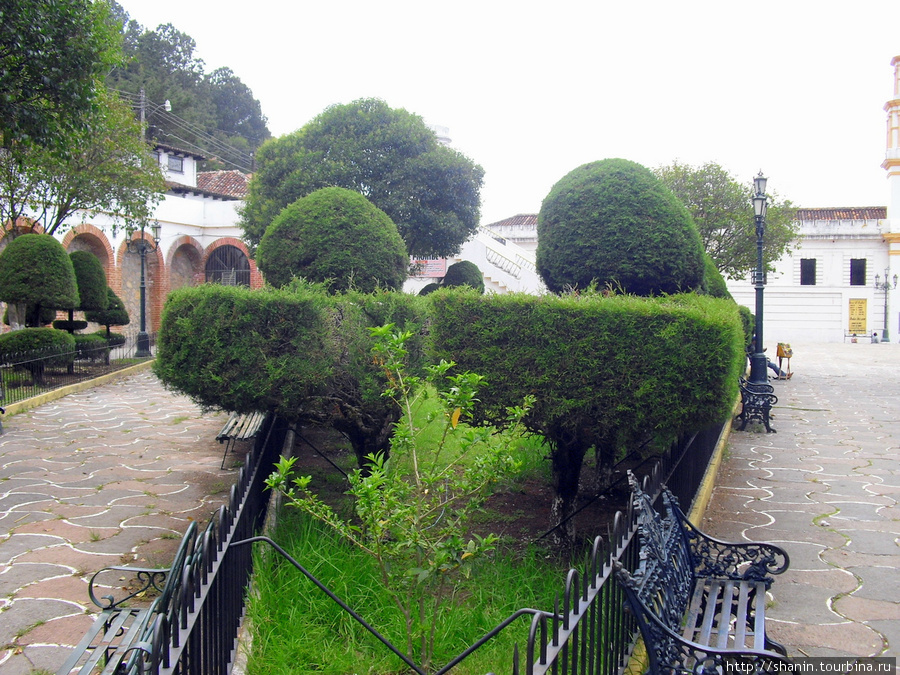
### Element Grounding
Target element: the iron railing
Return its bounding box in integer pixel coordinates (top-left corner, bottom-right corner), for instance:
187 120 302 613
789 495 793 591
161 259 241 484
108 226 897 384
128 413 284 675
514 425 724 675
0 330 157 405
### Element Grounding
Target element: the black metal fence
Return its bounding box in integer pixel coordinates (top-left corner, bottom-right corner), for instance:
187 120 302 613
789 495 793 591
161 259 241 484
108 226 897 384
133 413 285 675
514 425 724 675
0 330 157 405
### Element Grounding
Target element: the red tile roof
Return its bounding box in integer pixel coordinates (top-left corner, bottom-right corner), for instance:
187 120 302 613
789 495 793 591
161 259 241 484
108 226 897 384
197 170 251 199
795 207 886 220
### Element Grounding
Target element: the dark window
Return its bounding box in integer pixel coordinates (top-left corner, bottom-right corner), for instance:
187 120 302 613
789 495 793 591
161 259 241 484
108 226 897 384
800 258 816 286
167 155 184 173
850 259 866 286
206 245 250 286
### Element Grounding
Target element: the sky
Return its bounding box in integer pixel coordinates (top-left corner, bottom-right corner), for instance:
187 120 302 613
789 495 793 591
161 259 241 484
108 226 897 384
116 0 900 226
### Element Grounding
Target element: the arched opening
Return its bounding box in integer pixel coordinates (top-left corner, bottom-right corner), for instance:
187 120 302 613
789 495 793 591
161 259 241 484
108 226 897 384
205 245 250 286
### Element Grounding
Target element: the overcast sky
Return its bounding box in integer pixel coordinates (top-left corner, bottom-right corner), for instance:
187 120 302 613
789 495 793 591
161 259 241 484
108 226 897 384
117 0 900 225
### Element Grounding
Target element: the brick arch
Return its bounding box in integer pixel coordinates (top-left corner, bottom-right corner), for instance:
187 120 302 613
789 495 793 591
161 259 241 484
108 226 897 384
61 224 117 288
168 235 205 290
203 237 263 288
116 231 165 334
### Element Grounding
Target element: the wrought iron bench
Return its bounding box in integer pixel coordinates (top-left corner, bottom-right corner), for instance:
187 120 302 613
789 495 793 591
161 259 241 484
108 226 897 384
615 473 791 674
56 521 200 675
216 411 266 468
736 377 777 433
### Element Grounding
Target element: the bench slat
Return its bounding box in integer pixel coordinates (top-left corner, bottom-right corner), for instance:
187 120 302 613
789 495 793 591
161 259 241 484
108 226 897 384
734 579 751 647
716 581 737 650
754 582 767 650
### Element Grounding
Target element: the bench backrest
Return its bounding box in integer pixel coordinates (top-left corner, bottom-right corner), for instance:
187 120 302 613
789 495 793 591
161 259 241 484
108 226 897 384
618 473 696 672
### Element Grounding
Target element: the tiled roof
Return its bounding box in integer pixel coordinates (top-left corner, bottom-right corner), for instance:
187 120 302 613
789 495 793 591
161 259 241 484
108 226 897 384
796 207 886 220
197 170 251 199
485 214 537 228
165 180 241 201
154 142 207 161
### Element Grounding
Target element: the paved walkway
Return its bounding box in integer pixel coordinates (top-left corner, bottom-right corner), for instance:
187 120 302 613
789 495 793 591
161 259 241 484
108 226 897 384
0 344 898 673
702 341 900 659
0 371 231 675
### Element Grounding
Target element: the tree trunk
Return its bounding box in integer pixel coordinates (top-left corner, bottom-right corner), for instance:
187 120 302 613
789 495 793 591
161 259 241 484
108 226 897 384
548 435 589 548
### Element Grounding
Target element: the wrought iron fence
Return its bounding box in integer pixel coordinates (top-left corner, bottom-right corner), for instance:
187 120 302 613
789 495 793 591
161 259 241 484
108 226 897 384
131 413 285 675
0 330 156 405
513 424 725 675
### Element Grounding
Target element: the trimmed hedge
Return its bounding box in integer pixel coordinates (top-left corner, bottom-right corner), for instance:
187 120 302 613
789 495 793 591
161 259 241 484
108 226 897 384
441 260 485 293
0 234 79 320
427 288 745 543
0 328 76 383
154 283 426 467
74 333 110 362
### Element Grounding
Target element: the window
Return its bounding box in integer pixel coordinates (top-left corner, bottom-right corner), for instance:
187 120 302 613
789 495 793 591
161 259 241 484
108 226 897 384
167 154 184 173
850 259 866 286
206 245 250 286
800 259 816 286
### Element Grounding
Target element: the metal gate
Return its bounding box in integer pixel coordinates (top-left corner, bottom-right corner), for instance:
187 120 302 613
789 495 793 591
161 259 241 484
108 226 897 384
205 245 250 286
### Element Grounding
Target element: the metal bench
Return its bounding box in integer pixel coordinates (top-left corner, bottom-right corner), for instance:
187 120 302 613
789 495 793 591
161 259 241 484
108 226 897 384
57 521 200 675
736 377 777 433
216 411 266 468
615 473 790 674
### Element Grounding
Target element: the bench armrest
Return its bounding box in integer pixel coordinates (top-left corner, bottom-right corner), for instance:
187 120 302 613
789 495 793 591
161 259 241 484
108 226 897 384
87 565 173 610
667 493 790 583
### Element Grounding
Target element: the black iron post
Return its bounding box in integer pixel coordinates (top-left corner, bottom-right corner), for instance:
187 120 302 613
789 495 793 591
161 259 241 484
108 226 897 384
748 172 769 385
128 223 160 358
874 269 898 342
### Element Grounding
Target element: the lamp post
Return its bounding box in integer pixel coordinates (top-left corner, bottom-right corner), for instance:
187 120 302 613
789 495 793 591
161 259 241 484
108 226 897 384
127 222 161 357
874 269 898 343
748 172 769 385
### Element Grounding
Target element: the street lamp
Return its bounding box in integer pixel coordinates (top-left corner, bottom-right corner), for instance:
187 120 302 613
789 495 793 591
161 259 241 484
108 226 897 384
874 269 898 343
127 222 161 357
749 172 769 385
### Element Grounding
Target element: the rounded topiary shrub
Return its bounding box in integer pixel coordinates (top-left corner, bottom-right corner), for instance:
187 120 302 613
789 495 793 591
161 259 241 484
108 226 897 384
70 251 108 312
418 282 441 296
442 260 485 293
74 333 110 362
702 253 732 300
0 327 75 383
53 320 89 332
0 233 79 314
85 287 130 332
256 187 409 293
536 158 705 295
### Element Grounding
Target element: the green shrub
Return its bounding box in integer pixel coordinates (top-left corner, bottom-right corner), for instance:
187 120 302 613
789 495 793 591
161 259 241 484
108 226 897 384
0 234 79 325
418 282 441 296
256 187 409 293
442 260 485 293
52 320 88 332
702 253 732 300
536 159 705 295
74 333 110 362
427 289 744 545
0 328 75 383
70 251 108 312
85 287 130 333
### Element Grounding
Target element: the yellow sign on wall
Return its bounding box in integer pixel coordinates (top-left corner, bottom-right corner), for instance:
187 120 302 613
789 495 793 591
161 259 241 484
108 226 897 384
848 298 867 333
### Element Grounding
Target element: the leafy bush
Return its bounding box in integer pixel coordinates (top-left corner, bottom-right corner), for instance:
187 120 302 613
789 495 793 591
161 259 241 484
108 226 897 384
536 159 705 295
52 319 88 332
702 253 732 300
256 187 409 293
74 333 110 362
85 287 130 333
70 250 108 312
0 327 75 383
0 234 79 324
441 260 485 293
427 289 745 545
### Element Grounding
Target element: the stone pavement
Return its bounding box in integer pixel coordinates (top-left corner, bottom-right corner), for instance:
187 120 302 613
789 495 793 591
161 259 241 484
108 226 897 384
701 341 900 659
0 370 231 675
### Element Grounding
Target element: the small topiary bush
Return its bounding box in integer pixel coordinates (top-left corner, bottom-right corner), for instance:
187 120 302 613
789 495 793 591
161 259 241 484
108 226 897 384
74 333 110 362
256 187 409 293
536 158 705 295
0 328 75 383
441 260 485 293
52 320 88 332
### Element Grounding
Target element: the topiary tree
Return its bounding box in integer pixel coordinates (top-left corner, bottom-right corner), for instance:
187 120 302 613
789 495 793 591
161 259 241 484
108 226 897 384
0 327 75 384
55 250 108 334
0 233 79 328
85 286 130 338
701 252 733 300
536 159 705 295
256 187 409 293
441 260 485 293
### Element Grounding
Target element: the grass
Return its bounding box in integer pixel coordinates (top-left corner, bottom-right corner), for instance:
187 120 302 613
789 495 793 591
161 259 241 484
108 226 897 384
246 509 562 675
